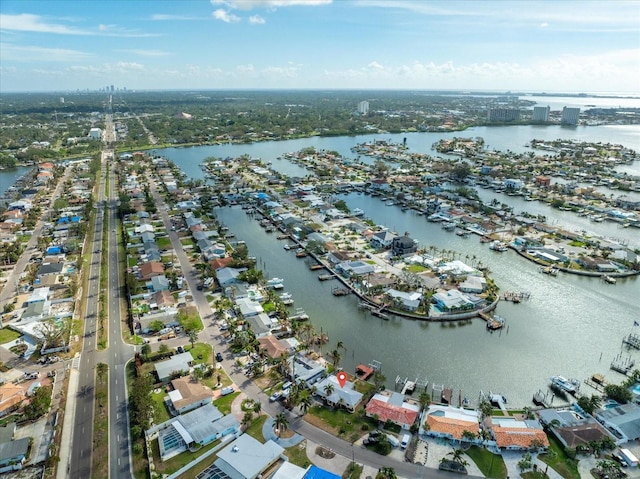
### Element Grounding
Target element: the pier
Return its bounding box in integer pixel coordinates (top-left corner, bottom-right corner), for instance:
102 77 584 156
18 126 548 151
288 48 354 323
623 333 640 350
500 291 531 303
610 354 635 375
318 274 336 281
479 312 505 330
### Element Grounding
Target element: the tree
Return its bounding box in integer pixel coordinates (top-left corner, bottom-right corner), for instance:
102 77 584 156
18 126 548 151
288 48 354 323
252 400 262 416
274 412 288 437
419 391 431 411
96 362 108 384
141 343 151 359
330 349 342 370
447 448 469 468
373 370 386 391
24 385 52 420
375 467 397 479
241 410 253 431
298 391 312 416
187 329 198 348
323 383 334 398
604 384 632 404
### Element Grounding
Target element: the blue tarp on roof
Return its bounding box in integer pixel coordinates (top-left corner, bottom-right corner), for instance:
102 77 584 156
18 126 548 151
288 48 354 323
255 192 270 200
47 246 62 254
304 465 341 479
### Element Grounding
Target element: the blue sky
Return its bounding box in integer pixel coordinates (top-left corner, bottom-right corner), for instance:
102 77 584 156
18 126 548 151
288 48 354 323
1 0 639 93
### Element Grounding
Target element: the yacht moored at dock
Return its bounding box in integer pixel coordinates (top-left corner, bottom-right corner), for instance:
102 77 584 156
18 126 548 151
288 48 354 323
550 375 579 395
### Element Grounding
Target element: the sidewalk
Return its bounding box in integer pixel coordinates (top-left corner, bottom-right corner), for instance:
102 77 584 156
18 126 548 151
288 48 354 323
56 366 79 479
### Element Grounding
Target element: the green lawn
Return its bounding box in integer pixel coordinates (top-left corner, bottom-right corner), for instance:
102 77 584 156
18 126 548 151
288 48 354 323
244 414 267 442
342 462 364 479
305 405 375 443
538 434 580 479
214 391 240 415
285 442 312 469
151 389 171 425
0 327 20 344
465 446 508 479
186 342 212 365
157 237 172 249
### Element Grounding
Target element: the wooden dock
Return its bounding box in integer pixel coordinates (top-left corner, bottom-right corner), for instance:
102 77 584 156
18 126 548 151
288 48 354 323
500 291 531 303
332 287 350 296
308 263 325 271
611 355 635 375
318 274 336 281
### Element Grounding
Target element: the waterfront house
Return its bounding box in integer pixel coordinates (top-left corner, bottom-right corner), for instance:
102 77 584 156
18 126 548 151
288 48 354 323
235 297 264 317
596 403 640 443
167 377 215 415
458 276 486 294
216 267 247 288
432 289 475 313
286 354 326 387
537 408 613 450
422 405 480 442
155 352 194 383
148 404 239 461
365 391 420 430
314 375 363 413
336 260 375 278
386 289 421 312
490 416 549 451
257 334 288 359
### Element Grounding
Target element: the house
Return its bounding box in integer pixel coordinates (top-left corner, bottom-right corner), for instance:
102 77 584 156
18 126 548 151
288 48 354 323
37 262 64 278
139 261 165 280
491 416 549 451
432 289 475 313
313 375 363 412
287 354 327 387
458 276 486 294
537 408 613 450
153 290 175 309
365 391 420 430
216 267 247 288
212 434 284 479
257 335 288 359
149 404 239 461
155 352 194 383
386 290 421 311
0 422 30 468
235 297 264 317
391 235 417 257
371 231 396 249
0 384 26 418
24 287 50 306
246 313 278 338
422 405 480 442
596 403 640 443
149 275 170 292
337 260 375 278
167 377 215 415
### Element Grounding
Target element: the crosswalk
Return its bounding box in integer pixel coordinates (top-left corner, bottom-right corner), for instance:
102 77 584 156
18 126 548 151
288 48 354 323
71 355 81 370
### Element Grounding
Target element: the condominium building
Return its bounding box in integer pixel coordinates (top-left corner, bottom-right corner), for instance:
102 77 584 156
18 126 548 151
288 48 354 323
487 108 520 122
357 100 369 115
561 107 580 125
532 105 550 122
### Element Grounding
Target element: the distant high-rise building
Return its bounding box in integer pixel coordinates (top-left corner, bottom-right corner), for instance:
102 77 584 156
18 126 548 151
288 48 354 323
561 107 580 125
357 101 369 115
487 108 520 122
532 105 550 122
60 97 65 104
110 85 114 92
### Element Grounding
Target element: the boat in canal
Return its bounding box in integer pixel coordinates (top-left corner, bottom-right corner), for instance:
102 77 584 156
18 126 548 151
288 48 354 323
550 375 578 395
489 240 508 252
267 277 284 289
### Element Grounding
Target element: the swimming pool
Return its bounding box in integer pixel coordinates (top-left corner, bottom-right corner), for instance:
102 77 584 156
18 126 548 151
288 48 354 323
631 384 640 395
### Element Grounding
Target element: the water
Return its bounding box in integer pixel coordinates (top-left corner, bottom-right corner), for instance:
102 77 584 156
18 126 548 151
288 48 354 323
0 166 34 197
156 123 640 407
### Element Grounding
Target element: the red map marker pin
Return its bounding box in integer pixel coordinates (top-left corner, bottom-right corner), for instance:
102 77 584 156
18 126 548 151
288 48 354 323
337 371 347 389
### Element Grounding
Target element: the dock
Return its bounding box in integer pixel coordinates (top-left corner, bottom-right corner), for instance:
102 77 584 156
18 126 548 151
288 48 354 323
332 287 350 296
356 364 375 381
611 355 635 375
623 333 640 350
583 374 607 392
500 291 531 303
479 312 505 330
289 308 309 321
318 274 336 281
308 263 325 271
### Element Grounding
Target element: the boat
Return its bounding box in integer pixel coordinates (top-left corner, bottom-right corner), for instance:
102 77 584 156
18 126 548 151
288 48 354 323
489 240 508 252
385 200 395 206
603 274 617 284
352 208 365 217
540 266 559 276
441 222 456 231
283 244 293 250
267 278 284 289
550 376 578 395
296 249 308 258
279 292 294 305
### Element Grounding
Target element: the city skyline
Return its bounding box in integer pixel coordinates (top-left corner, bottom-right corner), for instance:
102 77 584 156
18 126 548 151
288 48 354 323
1 0 639 93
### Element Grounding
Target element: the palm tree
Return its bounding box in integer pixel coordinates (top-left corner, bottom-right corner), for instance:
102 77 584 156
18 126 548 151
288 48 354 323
241 410 253 431
323 383 334 398
96 362 108 383
252 400 262 416
298 391 312 416
447 448 469 468
274 412 288 438
329 349 342 371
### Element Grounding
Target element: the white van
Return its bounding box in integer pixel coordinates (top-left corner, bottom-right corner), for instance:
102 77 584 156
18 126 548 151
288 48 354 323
401 434 411 449
386 434 399 448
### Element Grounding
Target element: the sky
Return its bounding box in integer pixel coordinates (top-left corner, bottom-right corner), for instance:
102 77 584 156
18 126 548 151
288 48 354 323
1 0 639 93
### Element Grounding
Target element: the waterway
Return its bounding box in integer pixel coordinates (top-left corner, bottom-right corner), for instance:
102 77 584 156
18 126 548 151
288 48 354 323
0 166 34 197
156 124 640 407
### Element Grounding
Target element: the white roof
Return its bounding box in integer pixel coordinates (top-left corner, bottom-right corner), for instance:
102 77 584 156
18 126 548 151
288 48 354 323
216 434 284 479
271 461 306 479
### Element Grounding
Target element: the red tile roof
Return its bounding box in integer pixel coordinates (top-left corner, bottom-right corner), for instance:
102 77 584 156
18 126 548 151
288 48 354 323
365 397 418 426
426 415 479 440
493 425 549 449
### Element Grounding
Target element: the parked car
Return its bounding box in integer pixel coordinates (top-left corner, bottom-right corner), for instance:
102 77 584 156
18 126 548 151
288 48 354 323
176 346 184 354
220 386 235 396
269 391 283 402
216 352 224 362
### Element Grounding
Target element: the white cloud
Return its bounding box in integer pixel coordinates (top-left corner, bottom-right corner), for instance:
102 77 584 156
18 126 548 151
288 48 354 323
116 49 170 57
540 22 548 28
211 0 331 9
249 15 266 24
0 13 89 35
212 9 241 23
0 43 92 62
367 61 384 70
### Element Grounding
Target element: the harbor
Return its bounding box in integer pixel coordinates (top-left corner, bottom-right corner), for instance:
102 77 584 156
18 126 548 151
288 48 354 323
160 126 639 407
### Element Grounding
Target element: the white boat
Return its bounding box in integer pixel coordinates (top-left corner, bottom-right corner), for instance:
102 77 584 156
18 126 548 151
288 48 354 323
267 278 284 289
489 241 508 252
603 274 617 284
280 292 294 305
352 208 365 217
550 376 578 394
385 200 395 206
